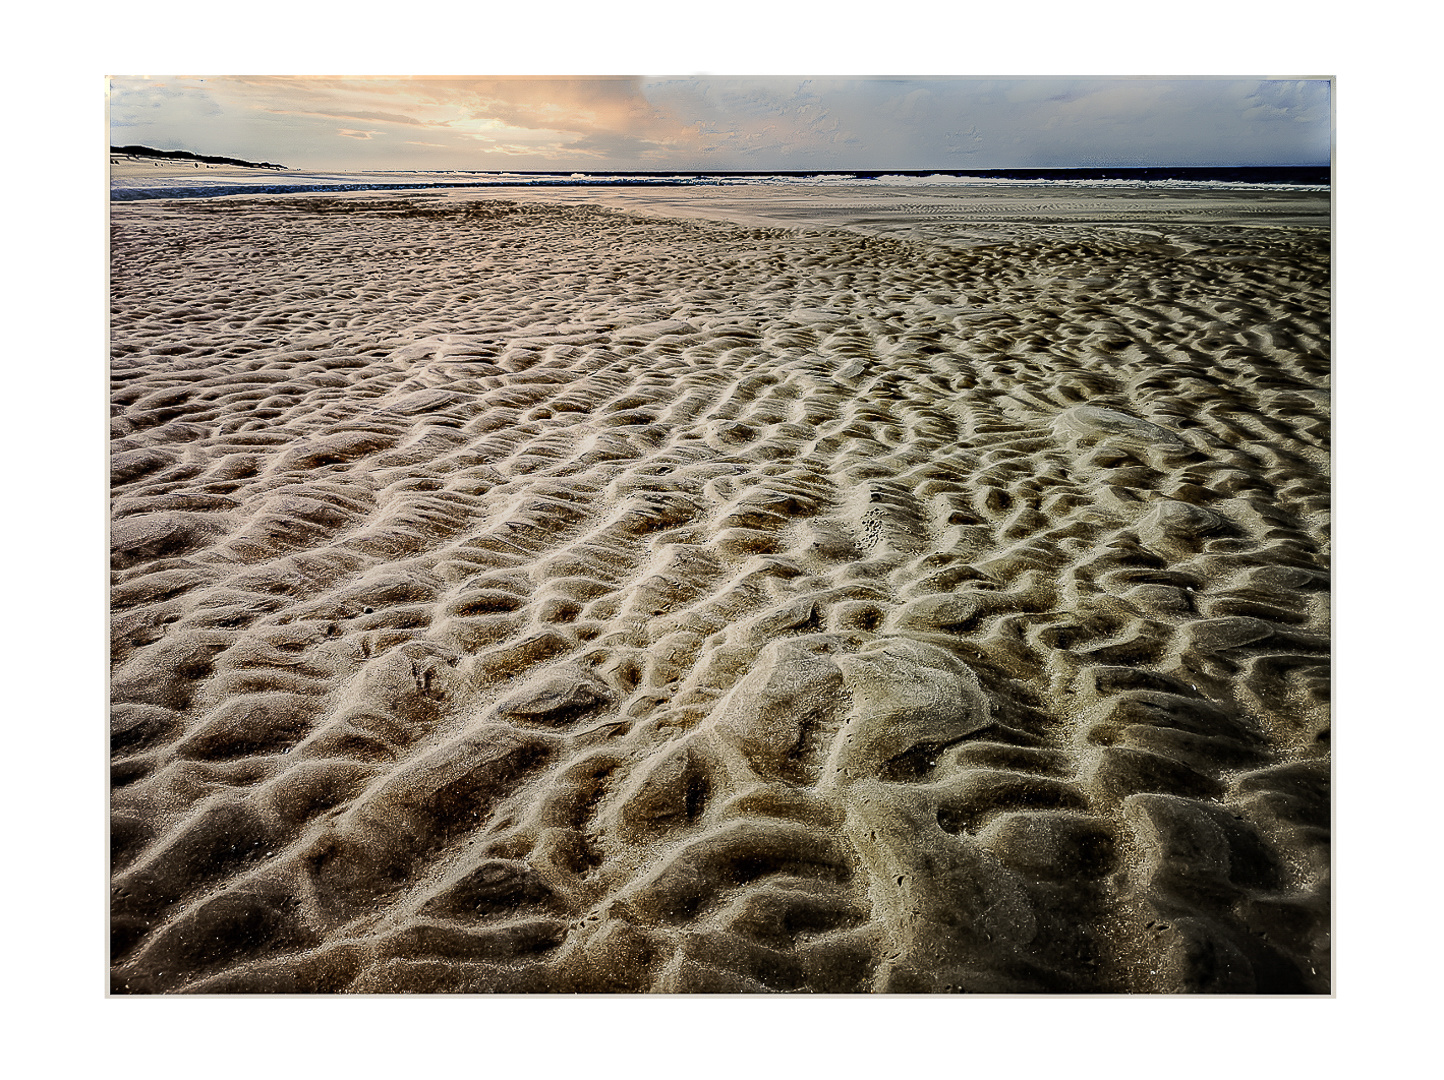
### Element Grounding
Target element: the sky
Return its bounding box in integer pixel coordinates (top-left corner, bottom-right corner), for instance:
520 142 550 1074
106 75 1331 173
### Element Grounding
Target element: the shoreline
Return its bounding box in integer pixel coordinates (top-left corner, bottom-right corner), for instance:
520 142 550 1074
107 160 1330 210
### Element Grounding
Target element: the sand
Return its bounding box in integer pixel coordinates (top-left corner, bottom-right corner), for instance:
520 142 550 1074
109 183 1330 994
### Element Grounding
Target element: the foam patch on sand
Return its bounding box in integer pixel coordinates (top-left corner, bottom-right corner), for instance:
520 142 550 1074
110 195 1330 993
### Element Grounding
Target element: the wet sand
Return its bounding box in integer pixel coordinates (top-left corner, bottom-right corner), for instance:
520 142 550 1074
109 184 1329 993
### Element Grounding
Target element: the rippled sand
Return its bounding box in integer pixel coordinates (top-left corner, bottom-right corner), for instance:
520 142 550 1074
109 188 1330 993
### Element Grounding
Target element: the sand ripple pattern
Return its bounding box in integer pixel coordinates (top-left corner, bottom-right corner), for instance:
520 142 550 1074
110 197 1329 993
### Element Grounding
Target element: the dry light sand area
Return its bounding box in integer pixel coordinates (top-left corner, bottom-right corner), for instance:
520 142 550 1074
109 184 1330 994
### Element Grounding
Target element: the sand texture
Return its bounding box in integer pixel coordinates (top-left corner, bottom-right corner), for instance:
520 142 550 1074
110 193 1330 994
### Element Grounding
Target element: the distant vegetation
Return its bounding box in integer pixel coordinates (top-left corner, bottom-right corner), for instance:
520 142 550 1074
110 145 287 170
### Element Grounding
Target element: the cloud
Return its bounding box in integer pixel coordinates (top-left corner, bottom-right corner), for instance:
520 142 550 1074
268 107 427 127
107 75 1332 171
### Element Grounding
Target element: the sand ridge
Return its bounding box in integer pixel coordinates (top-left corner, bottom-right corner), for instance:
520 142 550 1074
110 193 1330 993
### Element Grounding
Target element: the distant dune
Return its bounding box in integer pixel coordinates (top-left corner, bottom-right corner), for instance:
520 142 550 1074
110 144 286 170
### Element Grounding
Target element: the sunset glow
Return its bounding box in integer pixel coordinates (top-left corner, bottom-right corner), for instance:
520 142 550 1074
107 75 1331 172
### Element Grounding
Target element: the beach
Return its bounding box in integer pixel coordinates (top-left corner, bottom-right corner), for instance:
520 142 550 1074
109 181 1330 993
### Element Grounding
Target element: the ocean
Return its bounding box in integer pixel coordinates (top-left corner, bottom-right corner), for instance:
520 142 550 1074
108 166 1330 202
